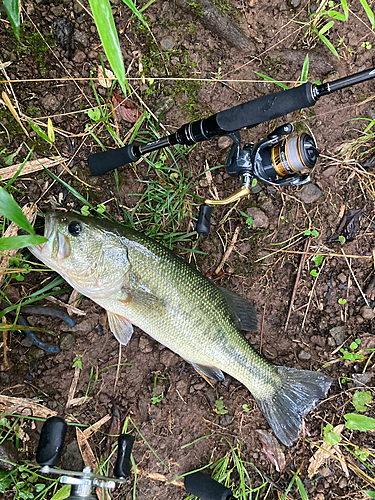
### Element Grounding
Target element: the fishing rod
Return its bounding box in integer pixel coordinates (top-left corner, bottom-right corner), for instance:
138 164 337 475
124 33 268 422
88 66 375 234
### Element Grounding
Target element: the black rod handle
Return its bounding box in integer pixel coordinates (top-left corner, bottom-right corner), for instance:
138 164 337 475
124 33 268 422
184 471 233 500
36 417 67 467
88 144 141 175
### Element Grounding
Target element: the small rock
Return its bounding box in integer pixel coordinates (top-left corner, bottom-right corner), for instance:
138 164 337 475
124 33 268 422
139 336 153 353
352 372 372 387
154 96 174 117
296 183 323 204
338 477 347 489
219 414 234 427
298 350 311 361
59 332 76 351
20 336 34 348
217 136 233 150
160 350 179 367
61 440 84 471
88 50 98 59
0 440 19 471
0 372 10 384
193 382 205 391
160 37 175 51
290 0 302 6
337 273 347 284
329 325 346 346
73 50 86 64
74 31 88 47
245 207 269 229
315 494 325 500
41 94 61 112
356 315 364 324
360 305 375 320
323 166 337 178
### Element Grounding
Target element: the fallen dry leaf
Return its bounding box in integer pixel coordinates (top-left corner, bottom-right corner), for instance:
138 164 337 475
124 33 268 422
97 66 115 88
112 93 140 123
256 429 286 472
0 395 57 419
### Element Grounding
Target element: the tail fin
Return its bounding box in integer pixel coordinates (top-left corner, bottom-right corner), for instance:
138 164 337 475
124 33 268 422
254 367 332 447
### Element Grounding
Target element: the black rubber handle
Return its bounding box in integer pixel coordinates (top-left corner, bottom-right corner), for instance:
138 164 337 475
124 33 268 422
184 471 233 500
196 205 213 235
88 145 140 175
113 434 135 479
215 82 315 132
36 417 67 467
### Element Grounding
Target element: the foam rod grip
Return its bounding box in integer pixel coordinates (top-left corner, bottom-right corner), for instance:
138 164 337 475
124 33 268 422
184 471 233 500
36 417 67 467
88 145 140 175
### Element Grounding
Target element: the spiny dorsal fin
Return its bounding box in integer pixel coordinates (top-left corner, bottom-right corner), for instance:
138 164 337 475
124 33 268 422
107 311 133 345
217 286 258 331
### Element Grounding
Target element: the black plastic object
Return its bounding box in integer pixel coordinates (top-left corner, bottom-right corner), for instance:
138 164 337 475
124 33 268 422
113 434 135 479
184 471 233 500
196 205 213 235
36 417 67 467
88 144 140 175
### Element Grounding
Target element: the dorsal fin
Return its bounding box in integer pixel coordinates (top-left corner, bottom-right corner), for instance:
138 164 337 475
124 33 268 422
217 286 258 331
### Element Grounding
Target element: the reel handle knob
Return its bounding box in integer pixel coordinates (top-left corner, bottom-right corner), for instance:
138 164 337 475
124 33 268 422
36 417 67 467
184 471 233 500
114 434 135 479
196 205 213 235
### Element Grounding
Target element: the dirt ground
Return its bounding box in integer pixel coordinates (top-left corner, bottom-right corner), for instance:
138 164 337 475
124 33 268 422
1 0 375 499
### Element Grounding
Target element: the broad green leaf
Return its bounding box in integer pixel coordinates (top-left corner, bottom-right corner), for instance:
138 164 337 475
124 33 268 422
88 108 101 121
2 0 20 39
328 10 347 21
319 20 335 35
314 254 323 266
27 120 52 144
0 188 35 234
300 54 309 83
341 0 349 20
324 424 341 446
0 234 47 251
345 413 375 431
254 71 290 89
310 269 319 277
364 491 375 498
353 391 371 412
89 0 127 95
51 485 71 500
359 0 375 27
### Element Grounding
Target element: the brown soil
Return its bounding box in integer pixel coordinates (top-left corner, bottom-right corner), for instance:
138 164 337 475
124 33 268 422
1 0 375 499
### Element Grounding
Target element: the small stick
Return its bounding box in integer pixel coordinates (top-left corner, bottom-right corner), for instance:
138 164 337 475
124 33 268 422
263 248 373 260
341 249 370 307
215 225 241 274
1 316 10 371
113 344 122 397
284 239 311 331
260 303 266 355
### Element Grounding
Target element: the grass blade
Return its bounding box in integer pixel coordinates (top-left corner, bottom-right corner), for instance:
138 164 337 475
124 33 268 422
359 0 375 27
300 54 309 83
2 0 20 39
0 234 47 251
254 72 290 89
0 188 36 234
89 0 127 95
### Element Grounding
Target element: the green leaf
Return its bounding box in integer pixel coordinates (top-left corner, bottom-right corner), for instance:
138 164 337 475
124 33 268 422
353 391 371 412
28 120 52 144
2 0 20 39
314 254 323 266
254 71 290 89
51 485 71 500
300 54 309 83
364 491 375 498
359 0 375 27
339 235 346 244
328 10 347 21
47 118 55 143
311 229 319 237
319 20 335 35
318 32 339 58
0 188 35 234
345 413 375 431
295 474 308 500
310 269 319 277
338 298 347 305
0 234 47 251
89 0 127 95
323 424 341 446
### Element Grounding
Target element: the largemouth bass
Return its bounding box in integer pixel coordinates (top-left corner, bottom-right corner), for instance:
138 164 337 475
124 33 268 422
29 212 332 446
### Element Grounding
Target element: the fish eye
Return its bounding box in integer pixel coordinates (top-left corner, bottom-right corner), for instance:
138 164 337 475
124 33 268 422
68 221 82 236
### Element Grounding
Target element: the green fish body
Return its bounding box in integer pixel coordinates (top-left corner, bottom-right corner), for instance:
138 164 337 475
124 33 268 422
29 212 332 446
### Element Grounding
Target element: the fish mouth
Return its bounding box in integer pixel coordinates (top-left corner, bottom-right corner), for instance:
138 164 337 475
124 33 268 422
29 212 56 256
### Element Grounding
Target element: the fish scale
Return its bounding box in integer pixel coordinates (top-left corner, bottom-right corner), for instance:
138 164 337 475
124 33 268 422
29 211 332 446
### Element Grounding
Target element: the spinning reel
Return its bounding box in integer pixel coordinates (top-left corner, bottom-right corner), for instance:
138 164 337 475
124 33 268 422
88 66 375 234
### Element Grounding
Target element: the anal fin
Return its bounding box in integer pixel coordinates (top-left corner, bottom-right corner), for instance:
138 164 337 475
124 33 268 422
190 362 224 383
107 311 134 345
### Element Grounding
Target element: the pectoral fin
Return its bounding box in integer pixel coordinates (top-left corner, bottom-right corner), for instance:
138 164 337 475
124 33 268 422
190 362 224 382
217 286 258 331
107 311 134 345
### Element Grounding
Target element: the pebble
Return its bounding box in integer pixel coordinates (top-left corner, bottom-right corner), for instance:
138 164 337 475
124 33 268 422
338 477 347 489
139 336 153 353
352 372 372 387
291 0 302 6
0 440 19 471
160 37 176 51
217 136 233 149
337 273 347 284
74 31 88 47
159 350 179 367
298 350 311 361
88 51 98 60
41 94 61 111
356 315 364 324
360 305 375 320
154 96 174 117
245 207 269 229
219 414 234 427
329 325 346 346
296 183 323 204
323 166 337 178
59 332 76 351
73 50 86 64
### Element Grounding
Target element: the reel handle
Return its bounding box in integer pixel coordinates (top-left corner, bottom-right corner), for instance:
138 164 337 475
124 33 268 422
114 434 135 479
36 417 67 467
184 471 233 500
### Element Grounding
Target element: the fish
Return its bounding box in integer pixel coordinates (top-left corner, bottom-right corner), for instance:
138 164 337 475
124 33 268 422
29 212 332 446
